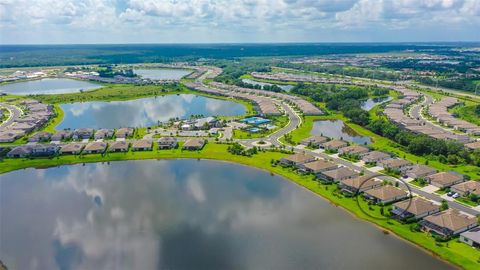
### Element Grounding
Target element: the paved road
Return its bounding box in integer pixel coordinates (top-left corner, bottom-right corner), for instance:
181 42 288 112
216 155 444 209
0 103 22 129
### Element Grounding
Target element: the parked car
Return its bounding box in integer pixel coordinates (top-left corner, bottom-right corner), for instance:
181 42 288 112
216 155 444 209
447 191 455 197
452 193 460 199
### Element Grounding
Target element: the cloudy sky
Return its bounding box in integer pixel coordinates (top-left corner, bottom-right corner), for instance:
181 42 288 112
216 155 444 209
0 0 479 44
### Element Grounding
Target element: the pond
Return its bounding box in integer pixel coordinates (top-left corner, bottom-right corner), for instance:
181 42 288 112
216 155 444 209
0 78 102 95
242 78 294 92
56 94 246 129
134 69 192 80
361 96 393 111
311 119 372 144
0 159 453 270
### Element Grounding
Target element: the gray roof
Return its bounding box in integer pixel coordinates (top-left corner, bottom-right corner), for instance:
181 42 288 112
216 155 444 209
461 227 480 244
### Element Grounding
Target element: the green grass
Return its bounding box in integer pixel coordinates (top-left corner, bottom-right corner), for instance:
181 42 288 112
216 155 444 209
456 197 479 207
450 104 480 126
1 142 479 268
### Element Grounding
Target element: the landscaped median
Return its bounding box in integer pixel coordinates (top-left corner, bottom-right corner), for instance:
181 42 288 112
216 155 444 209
0 142 479 269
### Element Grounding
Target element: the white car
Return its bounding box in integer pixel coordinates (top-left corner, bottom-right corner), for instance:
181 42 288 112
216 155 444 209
452 193 460 199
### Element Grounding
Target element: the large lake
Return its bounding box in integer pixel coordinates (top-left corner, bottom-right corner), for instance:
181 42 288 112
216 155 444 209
0 160 452 270
56 94 246 129
242 78 294 91
312 119 372 145
134 69 192 80
0 78 102 95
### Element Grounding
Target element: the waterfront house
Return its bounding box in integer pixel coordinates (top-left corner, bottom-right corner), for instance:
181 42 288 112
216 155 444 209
364 185 408 204
338 145 370 156
94 128 114 140
404 165 437 179
30 144 59 157
300 160 337 174
279 153 316 167
132 140 153 151
391 197 440 220
300 136 328 148
116 127 134 138
460 227 480 248
7 145 33 158
318 167 358 183
73 128 94 140
60 143 85 155
361 151 390 165
182 138 206 150
83 141 107 154
420 209 478 238
157 137 178 149
51 130 73 141
321 140 348 151
28 131 52 143
426 172 464 188
450 181 480 197
108 141 129 152
339 175 382 194
379 159 412 172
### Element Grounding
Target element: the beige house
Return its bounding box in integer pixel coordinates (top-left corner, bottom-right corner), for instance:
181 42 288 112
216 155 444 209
182 138 206 150
84 141 107 154
364 185 408 204
426 172 464 188
362 151 390 164
279 153 316 167
391 197 440 220
300 160 337 174
108 141 129 152
339 175 382 194
60 143 85 155
132 140 153 151
451 181 480 197
379 159 412 172
318 167 358 183
404 165 437 179
420 209 478 237
300 136 328 148
321 140 348 151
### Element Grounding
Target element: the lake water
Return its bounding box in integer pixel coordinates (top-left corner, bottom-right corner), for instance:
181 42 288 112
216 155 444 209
361 96 393 111
0 159 452 270
242 78 294 91
56 94 246 129
311 120 372 145
134 69 192 80
0 78 102 95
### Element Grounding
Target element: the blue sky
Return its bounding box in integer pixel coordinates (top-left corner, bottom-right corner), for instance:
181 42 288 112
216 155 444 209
0 0 479 44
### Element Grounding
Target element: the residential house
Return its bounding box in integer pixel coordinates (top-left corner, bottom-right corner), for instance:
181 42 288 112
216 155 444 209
338 145 369 156
132 140 153 151
391 197 440 220
83 141 107 154
94 129 114 140
0 130 26 142
60 143 85 155
7 145 33 158
28 131 52 143
460 227 480 248
318 167 358 183
451 181 480 197
404 165 437 179
321 140 348 151
30 144 59 157
51 130 73 141
116 127 134 138
279 153 316 167
420 209 478 237
300 136 328 148
379 159 412 172
157 137 178 149
364 185 409 204
300 160 337 174
426 172 464 188
182 138 206 150
73 128 94 140
361 151 391 165
108 141 129 152
465 141 480 151
339 175 382 194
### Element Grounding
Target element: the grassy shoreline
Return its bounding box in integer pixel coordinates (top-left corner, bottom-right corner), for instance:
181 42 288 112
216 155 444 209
0 143 478 269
